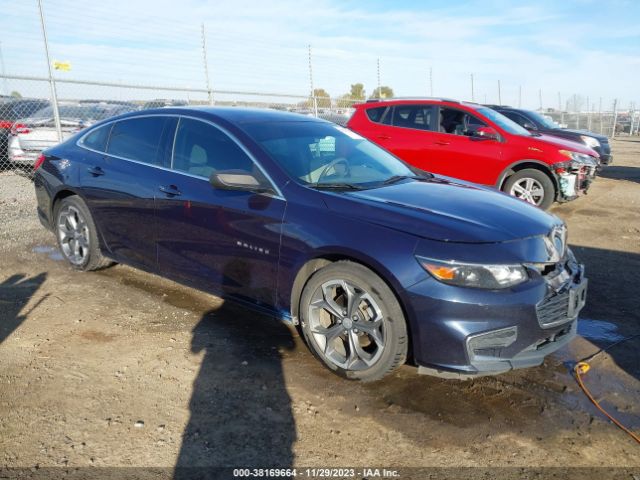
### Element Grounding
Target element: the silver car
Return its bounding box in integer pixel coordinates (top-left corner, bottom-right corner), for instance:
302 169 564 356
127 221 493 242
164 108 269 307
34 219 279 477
8 103 137 165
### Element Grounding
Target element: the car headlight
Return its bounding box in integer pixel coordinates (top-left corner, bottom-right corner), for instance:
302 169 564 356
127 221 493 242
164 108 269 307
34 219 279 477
558 150 598 167
416 257 528 289
579 135 600 149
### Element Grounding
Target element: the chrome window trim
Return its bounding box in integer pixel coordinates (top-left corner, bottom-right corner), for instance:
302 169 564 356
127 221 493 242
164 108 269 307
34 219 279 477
76 113 285 200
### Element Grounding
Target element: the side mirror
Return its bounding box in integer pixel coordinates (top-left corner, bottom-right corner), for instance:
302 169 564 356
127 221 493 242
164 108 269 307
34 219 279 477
523 122 537 130
473 126 499 141
209 170 273 194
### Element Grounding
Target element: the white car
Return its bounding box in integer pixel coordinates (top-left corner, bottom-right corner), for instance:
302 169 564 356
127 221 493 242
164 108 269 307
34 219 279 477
8 103 136 165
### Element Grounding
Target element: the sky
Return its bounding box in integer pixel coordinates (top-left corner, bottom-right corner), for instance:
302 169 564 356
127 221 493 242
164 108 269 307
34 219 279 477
0 0 638 109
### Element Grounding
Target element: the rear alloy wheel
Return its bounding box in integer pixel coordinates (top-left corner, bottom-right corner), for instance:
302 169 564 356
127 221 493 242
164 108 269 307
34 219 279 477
503 168 555 210
54 196 113 271
300 261 407 381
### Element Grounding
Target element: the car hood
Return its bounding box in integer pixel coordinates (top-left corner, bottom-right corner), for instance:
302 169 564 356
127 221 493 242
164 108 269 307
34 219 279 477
322 177 562 243
553 128 609 143
530 133 599 157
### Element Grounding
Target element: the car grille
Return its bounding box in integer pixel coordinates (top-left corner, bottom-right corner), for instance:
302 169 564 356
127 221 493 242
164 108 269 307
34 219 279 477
536 291 571 327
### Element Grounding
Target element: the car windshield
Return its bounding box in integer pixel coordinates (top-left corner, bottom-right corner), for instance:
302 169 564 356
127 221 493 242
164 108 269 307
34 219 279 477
476 107 532 136
522 110 560 129
242 121 419 188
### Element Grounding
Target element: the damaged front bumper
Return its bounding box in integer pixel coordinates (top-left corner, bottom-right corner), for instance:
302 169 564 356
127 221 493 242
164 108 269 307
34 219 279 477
555 158 598 202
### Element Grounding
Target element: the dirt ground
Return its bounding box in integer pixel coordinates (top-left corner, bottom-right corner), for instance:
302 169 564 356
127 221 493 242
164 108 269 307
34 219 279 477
0 139 638 478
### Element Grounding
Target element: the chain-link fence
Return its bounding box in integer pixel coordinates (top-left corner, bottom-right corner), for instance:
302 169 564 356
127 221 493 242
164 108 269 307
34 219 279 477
0 74 364 176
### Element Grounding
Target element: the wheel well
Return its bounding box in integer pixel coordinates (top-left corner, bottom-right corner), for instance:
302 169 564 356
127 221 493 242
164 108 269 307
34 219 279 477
499 162 557 191
289 254 415 364
51 189 77 216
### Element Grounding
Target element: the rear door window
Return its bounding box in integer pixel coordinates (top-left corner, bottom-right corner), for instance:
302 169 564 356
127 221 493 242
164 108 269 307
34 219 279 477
171 118 255 178
107 116 167 165
392 105 436 131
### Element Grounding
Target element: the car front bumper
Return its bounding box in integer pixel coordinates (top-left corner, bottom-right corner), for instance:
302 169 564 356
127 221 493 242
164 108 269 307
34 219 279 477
404 258 587 378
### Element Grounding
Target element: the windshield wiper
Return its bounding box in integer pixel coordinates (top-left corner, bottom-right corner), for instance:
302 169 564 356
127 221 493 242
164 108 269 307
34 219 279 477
309 182 365 190
382 173 433 185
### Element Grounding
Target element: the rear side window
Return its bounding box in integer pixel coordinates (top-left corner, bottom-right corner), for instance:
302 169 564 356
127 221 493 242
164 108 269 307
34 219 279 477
107 117 166 165
365 106 388 123
82 124 112 152
392 105 435 131
172 118 255 178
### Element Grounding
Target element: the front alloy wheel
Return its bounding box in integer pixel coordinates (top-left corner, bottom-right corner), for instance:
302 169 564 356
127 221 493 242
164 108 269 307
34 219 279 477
308 279 386 371
509 177 545 206
300 261 407 381
503 168 555 210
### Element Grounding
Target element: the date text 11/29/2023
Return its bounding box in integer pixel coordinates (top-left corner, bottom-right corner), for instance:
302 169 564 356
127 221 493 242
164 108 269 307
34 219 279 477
232 468 400 478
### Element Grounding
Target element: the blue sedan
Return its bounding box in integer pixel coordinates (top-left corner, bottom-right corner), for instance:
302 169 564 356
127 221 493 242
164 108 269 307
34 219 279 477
33 107 587 381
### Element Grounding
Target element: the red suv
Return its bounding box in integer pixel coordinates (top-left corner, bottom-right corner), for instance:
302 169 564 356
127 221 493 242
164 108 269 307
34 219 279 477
347 99 599 209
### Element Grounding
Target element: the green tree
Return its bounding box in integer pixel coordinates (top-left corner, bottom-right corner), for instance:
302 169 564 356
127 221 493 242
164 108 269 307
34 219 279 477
312 88 331 108
370 86 394 99
10 91 22 98
349 83 365 100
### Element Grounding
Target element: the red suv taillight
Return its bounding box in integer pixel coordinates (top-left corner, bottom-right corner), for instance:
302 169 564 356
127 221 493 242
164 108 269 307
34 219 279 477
34 154 46 171
10 123 30 135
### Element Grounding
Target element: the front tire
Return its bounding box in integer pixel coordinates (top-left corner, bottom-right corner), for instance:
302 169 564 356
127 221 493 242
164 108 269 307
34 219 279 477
299 261 408 382
503 168 555 210
54 195 113 271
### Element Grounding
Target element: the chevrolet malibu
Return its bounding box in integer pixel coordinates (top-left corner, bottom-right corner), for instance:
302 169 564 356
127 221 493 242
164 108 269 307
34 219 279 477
33 108 587 381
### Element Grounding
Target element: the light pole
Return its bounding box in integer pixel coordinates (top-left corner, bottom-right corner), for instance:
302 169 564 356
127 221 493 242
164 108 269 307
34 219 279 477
37 0 62 141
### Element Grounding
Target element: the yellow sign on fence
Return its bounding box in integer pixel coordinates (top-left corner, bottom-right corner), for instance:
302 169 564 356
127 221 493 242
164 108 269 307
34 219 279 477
53 61 71 71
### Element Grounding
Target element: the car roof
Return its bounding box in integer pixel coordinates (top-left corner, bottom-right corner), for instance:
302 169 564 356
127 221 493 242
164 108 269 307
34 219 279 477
356 98 484 110
122 106 329 125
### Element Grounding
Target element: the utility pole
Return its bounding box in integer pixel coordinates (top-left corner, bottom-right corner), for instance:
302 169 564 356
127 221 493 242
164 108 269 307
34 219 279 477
558 92 564 126
587 96 591 131
518 85 521 108
376 58 381 98
497 80 501 105
308 44 317 116
599 97 603 134
37 0 62 142
429 67 433 96
611 99 618 139
0 41 8 96
470 73 474 102
538 89 543 110
201 24 213 105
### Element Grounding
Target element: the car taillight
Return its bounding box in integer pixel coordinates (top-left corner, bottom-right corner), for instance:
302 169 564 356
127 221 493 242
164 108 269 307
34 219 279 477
10 123 30 135
34 154 46 171
0 120 13 130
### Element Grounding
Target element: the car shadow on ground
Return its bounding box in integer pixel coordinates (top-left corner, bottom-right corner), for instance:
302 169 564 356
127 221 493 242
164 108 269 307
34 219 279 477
571 245 640 382
174 302 297 478
0 273 47 346
598 165 640 185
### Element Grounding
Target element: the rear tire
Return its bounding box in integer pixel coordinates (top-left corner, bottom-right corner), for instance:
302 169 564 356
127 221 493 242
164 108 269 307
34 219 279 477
299 261 408 382
53 195 113 271
503 168 555 210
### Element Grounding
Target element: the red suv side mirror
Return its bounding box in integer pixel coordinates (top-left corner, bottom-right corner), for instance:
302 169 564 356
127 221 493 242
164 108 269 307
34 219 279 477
473 126 499 141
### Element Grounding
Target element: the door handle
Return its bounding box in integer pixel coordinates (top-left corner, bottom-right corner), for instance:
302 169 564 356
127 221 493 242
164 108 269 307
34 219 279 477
434 140 450 146
376 135 391 140
159 185 182 196
87 166 105 176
